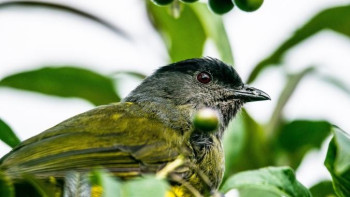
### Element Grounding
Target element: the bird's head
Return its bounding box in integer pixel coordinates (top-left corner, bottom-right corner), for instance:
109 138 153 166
124 57 270 132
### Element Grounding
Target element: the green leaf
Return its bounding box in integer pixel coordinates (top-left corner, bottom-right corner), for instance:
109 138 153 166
309 180 336 197
277 120 332 168
90 169 122 197
122 176 169 197
0 118 20 148
0 172 14 197
0 1 129 39
190 3 234 64
223 109 270 182
220 166 312 197
147 2 206 62
248 4 350 83
223 113 246 180
0 67 120 106
325 126 350 197
147 2 233 64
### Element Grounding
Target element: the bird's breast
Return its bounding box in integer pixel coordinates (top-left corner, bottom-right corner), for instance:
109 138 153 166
188 133 225 194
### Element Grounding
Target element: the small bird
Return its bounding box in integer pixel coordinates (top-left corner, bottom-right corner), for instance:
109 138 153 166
0 57 270 196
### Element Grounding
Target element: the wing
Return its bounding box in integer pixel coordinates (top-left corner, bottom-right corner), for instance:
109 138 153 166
0 102 189 179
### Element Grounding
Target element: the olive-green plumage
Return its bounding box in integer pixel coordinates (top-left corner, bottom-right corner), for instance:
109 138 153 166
0 58 270 196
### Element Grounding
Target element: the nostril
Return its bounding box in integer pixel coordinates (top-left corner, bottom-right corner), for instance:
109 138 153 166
246 87 254 91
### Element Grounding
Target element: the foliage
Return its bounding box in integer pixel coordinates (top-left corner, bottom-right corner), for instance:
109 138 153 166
0 67 120 105
220 166 311 197
0 1 350 196
0 119 20 148
147 2 233 63
309 180 336 197
325 127 350 197
65 169 169 197
247 4 350 83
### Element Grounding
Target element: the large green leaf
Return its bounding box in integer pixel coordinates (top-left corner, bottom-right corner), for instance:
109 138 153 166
0 1 129 39
276 120 332 168
0 67 120 106
248 4 350 83
0 118 20 148
325 126 350 197
220 166 312 197
0 172 14 197
147 2 233 64
309 180 336 197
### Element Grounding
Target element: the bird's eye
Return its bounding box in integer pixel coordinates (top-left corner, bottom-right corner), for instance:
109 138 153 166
197 72 212 84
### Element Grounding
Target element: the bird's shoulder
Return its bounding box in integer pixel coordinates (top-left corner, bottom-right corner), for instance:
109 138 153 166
22 101 190 146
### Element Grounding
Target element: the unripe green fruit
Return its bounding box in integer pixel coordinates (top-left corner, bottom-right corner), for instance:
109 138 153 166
152 0 174 6
234 0 263 12
180 0 199 3
193 108 219 132
208 0 234 15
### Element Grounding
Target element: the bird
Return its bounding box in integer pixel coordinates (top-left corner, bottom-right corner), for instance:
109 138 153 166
0 57 270 196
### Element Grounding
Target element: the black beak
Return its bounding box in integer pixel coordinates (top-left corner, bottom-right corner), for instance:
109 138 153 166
233 85 270 102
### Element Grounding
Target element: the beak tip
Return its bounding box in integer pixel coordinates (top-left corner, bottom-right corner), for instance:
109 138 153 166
261 92 271 101
255 90 271 102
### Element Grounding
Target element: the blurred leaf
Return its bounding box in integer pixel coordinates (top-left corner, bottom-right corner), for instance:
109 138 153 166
147 2 206 62
223 113 246 181
267 67 315 138
90 169 168 197
90 169 122 197
122 176 169 197
0 118 20 148
279 120 331 152
0 172 14 197
147 2 233 64
223 109 270 182
309 180 336 197
0 1 129 39
248 5 350 83
190 3 234 64
317 74 350 95
277 120 332 168
0 67 120 105
325 126 350 197
220 166 312 197
113 71 146 80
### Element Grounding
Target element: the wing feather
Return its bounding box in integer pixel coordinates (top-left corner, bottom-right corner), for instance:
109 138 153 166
0 102 187 179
